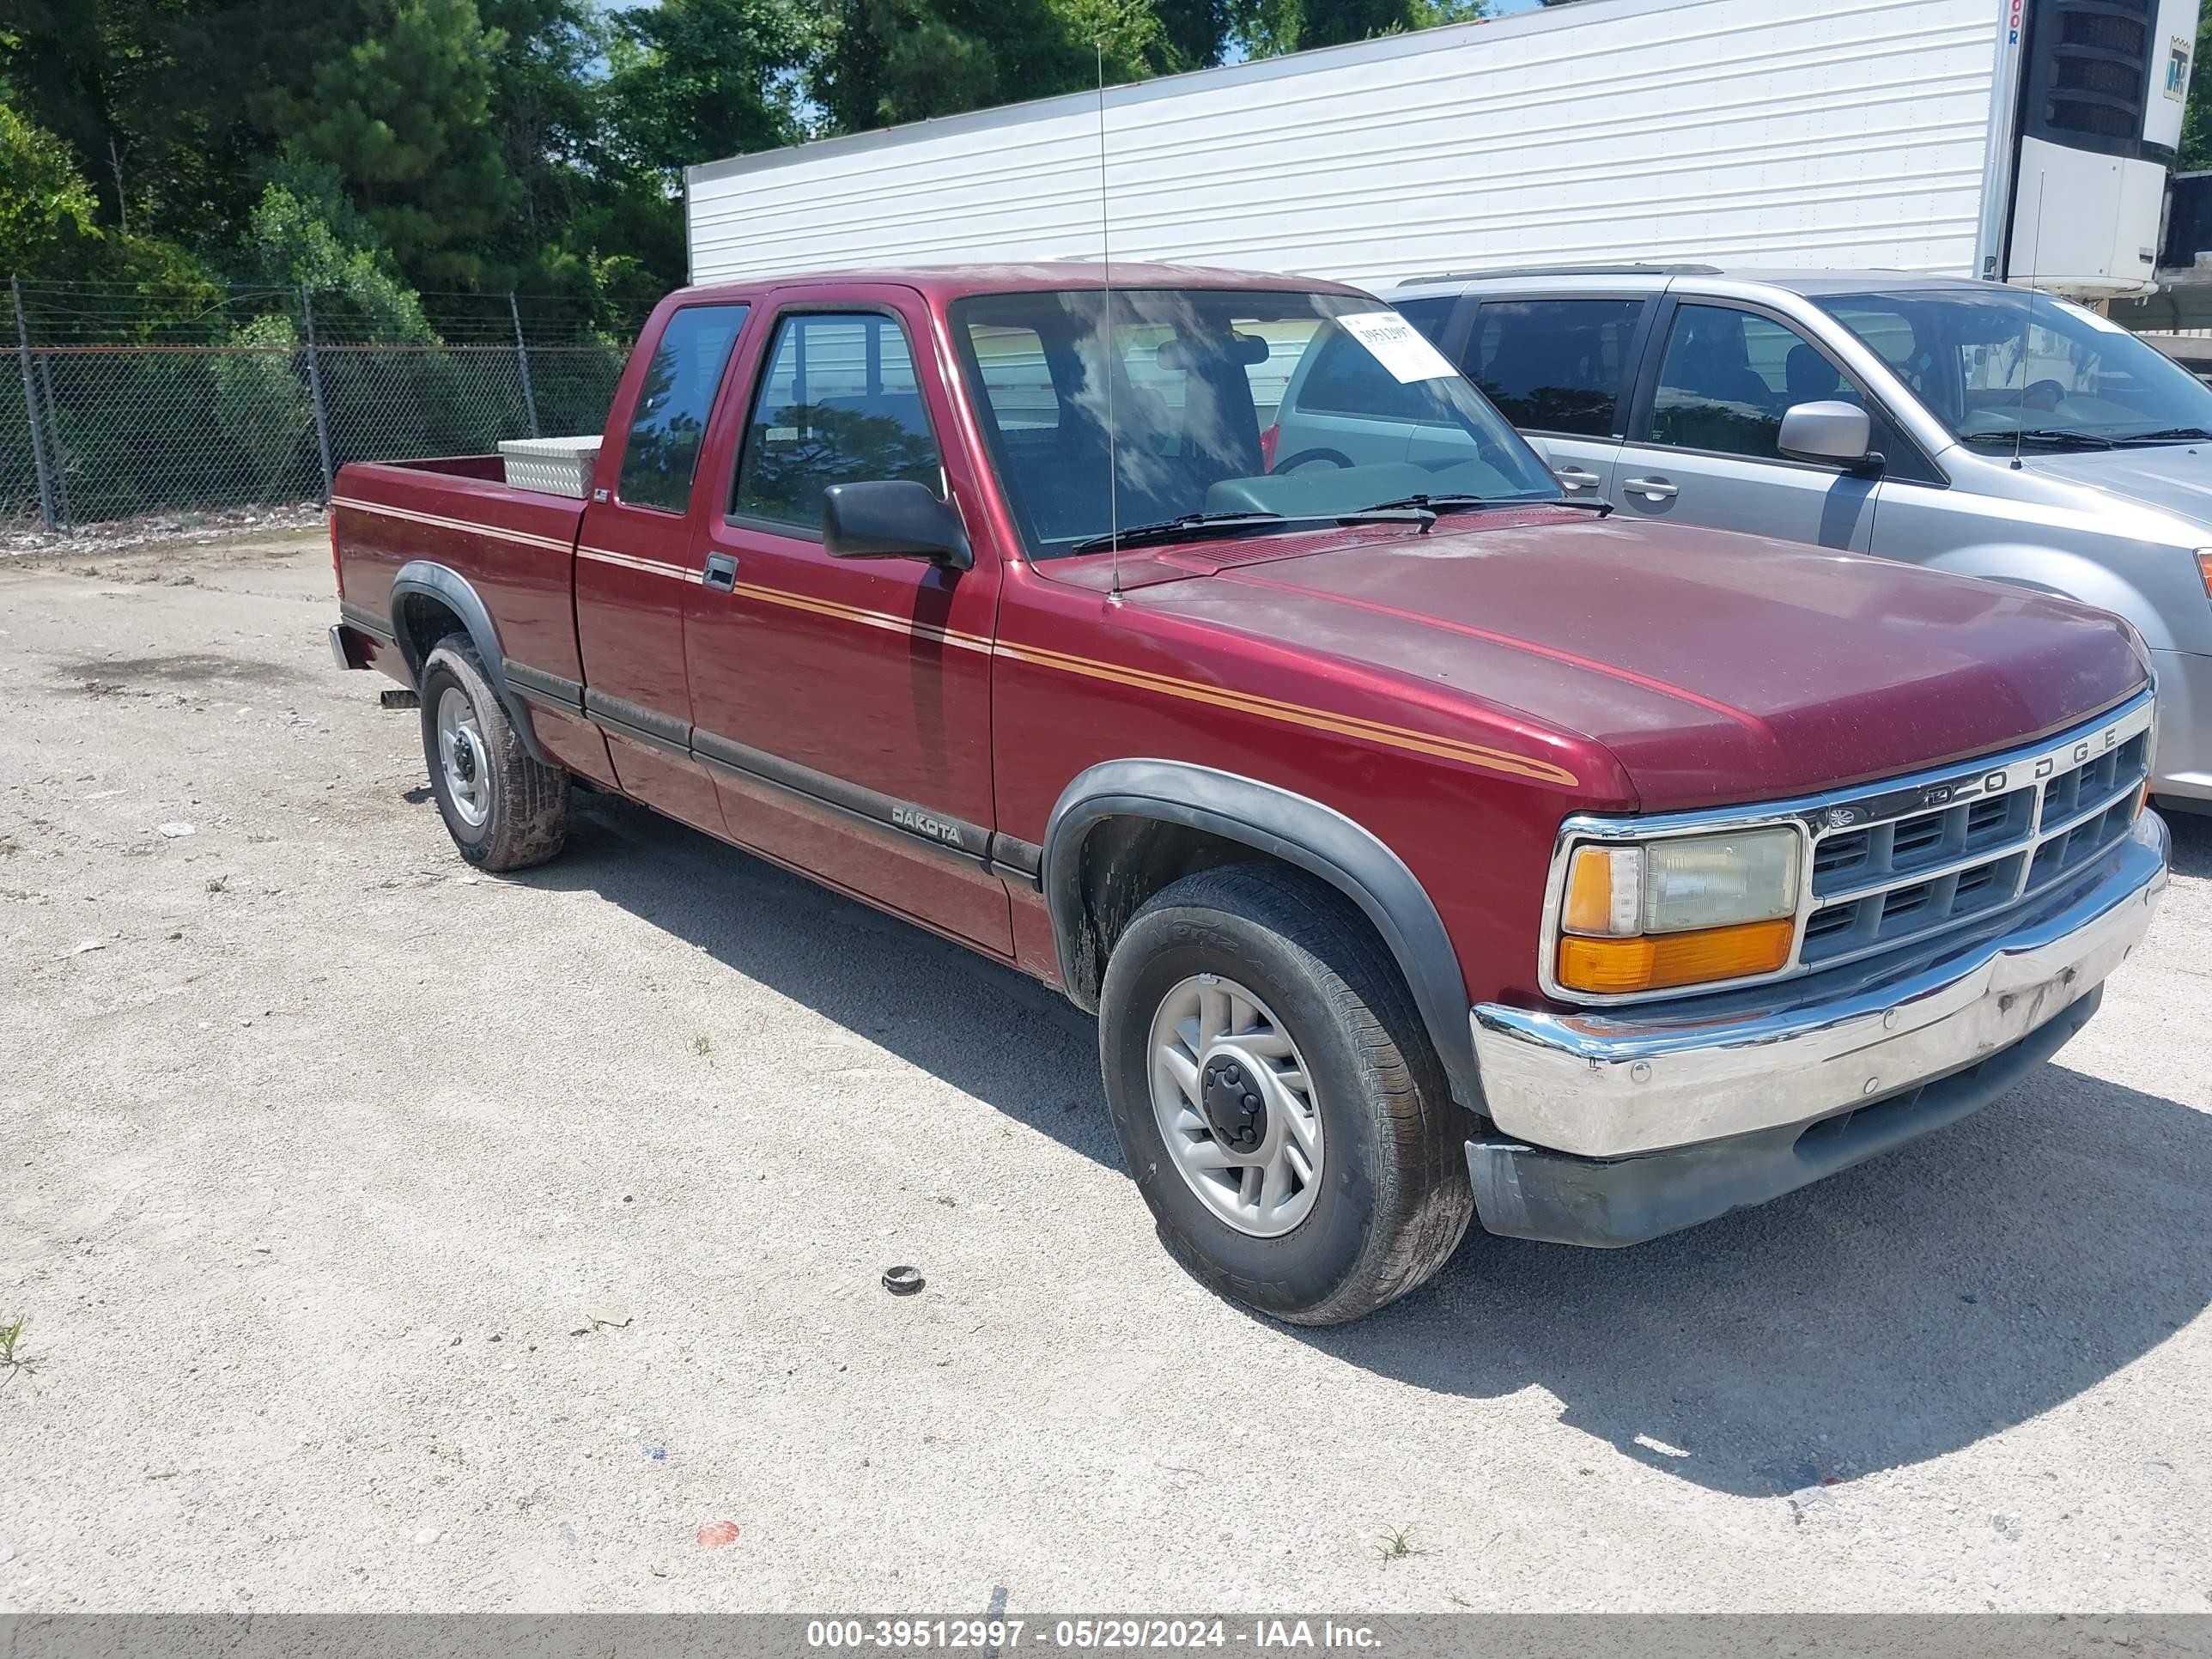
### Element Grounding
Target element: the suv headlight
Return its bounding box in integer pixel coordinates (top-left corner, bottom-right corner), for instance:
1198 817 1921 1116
1557 826 1803 994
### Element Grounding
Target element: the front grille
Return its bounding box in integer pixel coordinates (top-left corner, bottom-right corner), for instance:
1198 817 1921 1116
1797 725 2150 970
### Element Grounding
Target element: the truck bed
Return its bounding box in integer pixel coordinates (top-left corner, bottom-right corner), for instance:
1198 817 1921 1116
331 456 589 693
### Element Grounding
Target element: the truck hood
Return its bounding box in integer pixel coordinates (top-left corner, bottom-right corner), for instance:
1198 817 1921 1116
1141 514 2149 810
2019 442 2212 530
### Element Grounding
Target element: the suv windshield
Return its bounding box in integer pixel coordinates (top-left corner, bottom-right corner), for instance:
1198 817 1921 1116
950 288 1560 559
1814 287 2212 445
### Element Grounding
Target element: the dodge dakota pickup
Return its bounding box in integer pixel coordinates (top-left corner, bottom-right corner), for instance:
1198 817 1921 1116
329 264 2170 1325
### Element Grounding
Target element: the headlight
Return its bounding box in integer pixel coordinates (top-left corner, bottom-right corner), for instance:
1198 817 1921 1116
1556 827 1803 994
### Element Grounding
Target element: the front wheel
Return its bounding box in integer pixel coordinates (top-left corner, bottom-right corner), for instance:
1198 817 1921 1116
418 633 571 871
1098 865 1474 1325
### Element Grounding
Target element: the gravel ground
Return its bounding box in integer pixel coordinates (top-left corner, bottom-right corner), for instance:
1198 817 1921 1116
3 532 2209 1613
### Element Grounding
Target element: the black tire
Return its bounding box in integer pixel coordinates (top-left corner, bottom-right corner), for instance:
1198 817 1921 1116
417 633 570 871
1097 864 1474 1325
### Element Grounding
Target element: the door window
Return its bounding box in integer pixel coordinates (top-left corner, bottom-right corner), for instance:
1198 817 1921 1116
1464 298 1643 437
616 303 749 512
732 311 947 531
1646 303 1860 459
1292 329 1443 423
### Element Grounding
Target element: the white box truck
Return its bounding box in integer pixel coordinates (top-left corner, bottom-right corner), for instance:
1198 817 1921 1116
684 0 2199 301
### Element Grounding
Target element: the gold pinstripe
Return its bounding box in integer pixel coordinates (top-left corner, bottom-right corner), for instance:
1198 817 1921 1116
711 580 1571 785
579 546 702 583
343 492 1575 787
993 640 1580 787
729 581 992 653
331 496 575 555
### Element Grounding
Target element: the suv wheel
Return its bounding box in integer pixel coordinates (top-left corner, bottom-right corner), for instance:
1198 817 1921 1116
418 633 571 871
1098 864 1474 1325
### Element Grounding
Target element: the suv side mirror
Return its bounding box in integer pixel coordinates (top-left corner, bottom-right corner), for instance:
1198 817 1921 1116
823 480 972 570
1778 401 1879 471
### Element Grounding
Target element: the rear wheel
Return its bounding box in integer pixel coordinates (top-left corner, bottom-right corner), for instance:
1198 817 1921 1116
1098 864 1474 1325
417 633 570 871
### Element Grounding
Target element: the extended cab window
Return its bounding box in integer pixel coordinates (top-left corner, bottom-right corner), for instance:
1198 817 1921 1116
1465 299 1643 437
617 303 749 512
1647 303 1861 459
732 311 947 531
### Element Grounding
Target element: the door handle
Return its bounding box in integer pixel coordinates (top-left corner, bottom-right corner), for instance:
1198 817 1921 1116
702 553 738 592
1623 476 1678 501
1553 466 1601 491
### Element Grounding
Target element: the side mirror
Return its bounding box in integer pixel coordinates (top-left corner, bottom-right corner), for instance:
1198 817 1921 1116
1778 401 1879 471
823 480 972 570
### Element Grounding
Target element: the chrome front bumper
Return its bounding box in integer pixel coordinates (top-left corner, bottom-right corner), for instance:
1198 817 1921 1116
1470 810 2170 1161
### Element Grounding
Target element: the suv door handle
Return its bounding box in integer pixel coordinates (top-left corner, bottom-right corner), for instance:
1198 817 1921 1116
1623 476 1678 501
1553 466 1601 491
702 553 738 592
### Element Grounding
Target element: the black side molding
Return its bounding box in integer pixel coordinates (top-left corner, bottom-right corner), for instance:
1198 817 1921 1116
579 701 1026 882
502 659 584 713
583 689 692 761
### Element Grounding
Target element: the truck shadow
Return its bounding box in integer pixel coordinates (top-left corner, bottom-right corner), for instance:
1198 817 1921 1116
527 790 1121 1168
527 790 2209 1499
1303 1057 2212 1495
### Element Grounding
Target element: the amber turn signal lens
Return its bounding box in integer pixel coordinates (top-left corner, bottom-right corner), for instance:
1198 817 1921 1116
2198 550 2212 599
1557 917 1795 994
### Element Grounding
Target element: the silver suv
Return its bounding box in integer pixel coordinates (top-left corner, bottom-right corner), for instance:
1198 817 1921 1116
1274 265 2212 810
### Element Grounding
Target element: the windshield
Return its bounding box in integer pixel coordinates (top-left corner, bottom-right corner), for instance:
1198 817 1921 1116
1814 287 2212 444
949 289 1561 559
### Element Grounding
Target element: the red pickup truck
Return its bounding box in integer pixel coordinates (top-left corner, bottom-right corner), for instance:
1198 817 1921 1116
330 264 2170 1324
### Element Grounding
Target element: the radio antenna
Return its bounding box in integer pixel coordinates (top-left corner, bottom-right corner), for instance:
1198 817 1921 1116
2013 173 2046 473
1094 41 1121 601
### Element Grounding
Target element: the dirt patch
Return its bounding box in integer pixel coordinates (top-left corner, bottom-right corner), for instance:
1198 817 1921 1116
59 653 306 690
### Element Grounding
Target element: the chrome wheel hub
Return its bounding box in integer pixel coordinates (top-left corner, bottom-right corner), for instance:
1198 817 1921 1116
435 685 491 830
1147 972 1322 1238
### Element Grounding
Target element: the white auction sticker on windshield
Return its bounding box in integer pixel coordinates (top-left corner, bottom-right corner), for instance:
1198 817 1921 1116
1335 309 1459 383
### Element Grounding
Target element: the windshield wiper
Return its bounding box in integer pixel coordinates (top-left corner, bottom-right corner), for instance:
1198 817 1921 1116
1072 511 1286 555
1070 507 1432 556
1960 428 2117 450
1358 492 1494 514
1366 489 1611 518
2118 426 2212 443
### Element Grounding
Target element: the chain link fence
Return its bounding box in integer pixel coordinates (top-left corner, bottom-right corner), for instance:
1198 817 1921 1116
3 280 636 532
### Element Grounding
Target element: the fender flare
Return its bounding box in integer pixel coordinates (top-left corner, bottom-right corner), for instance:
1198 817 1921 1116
386 561 556 768
1042 759 1483 1112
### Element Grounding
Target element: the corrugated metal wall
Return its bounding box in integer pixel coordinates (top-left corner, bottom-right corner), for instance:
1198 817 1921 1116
686 0 2001 291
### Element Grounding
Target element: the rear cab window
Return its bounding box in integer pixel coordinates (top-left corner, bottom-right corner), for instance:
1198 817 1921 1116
617 304 750 511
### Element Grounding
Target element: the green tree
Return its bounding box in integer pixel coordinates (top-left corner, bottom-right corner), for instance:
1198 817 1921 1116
0 101 102 276
257 0 517 285
814 0 1160 132
2182 2 2212 171
1234 0 1487 56
209 311 312 494
606 0 818 164
242 169 434 341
